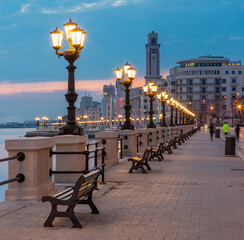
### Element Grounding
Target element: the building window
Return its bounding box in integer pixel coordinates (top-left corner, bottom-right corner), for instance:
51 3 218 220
222 105 226 110
222 79 226 83
217 70 219 75
225 71 229 74
201 88 206 93
215 88 220 93
232 79 236 83
215 79 220 85
201 79 206 85
232 87 236 91
222 87 226 91
171 89 175 93
232 71 235 74
171 81 175 86
242 87 244 91
238 70 242 74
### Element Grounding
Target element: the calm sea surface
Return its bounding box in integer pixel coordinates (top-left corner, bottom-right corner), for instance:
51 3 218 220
0 128 34 202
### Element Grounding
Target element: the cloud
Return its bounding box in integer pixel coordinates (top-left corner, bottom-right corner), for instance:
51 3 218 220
20 4 30 13
112 0 127 7
229 36 244 40
42 0 134 14
0 77 145 95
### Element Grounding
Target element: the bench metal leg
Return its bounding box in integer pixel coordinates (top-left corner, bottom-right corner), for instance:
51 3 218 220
67 206 82 228
129 162 135 173
88 196 99 214
139 164 147 174
144 162 151 170
44 205 57 227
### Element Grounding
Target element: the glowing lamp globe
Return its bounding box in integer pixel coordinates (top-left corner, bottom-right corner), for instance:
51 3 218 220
127 67 136 80
115 67 123 80
71 27 86 49
123 62 131 75
151 84 158 93
143 85 148 93
63 19 78 40
50 27 64 50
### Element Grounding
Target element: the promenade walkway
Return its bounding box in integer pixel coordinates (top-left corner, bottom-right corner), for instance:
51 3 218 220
0 130 244 240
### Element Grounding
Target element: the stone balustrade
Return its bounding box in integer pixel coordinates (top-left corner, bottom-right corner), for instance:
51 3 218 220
4 125 195 201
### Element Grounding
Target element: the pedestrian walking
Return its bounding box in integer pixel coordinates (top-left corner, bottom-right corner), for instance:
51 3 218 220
223 122 230 136
235 124 240 142
209 122 215 141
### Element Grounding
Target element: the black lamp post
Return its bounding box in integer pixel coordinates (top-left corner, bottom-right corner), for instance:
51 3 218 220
50 19 86 135
167 98 174 126
35 117 40 129
143 81 158 128
58 116 62 127
157 92 168 127
115 63 136 130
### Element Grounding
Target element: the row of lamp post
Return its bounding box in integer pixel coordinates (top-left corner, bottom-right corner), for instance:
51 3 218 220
50 19 195 135
115 64 196 129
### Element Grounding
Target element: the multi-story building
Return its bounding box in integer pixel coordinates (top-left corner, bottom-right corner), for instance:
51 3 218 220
102 84 116 121
144 31 166 123
166 55 244 124
79 95 101 120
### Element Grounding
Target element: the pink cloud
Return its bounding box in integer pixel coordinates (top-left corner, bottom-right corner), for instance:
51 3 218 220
0 77 145 95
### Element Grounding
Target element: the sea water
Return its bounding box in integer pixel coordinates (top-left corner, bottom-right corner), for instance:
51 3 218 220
0 128 33 202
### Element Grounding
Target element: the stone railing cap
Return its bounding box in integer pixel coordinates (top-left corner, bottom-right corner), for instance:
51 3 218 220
5 137 55 150
95 131 118 139
55 135 88 144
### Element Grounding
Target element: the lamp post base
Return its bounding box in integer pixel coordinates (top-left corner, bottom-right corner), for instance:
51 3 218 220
121 123 134 130
147 123 156 128
59 124 83 135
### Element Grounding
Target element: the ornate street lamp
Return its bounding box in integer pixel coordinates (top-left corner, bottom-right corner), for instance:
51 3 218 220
83 115 88 126
167 98 174 126
118 115 123 126
35 117 40 129
157 92 168 127
57 116 62 126
143 81 158 128
50 19 86 135
115 62 136 130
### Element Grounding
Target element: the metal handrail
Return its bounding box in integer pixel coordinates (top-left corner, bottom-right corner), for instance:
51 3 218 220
50 147 106 185
0 174 25 186
117 136 128 159
0 152 25 186
136 134 142 153
0 152 25 163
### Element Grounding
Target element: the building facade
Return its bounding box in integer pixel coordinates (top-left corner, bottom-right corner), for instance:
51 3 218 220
102 84 116 121
79 95 101 120
166 55 244 124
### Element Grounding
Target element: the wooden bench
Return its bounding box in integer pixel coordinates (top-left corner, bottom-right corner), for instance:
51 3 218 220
42 167 102 228
161 141 173 154
128 148 151 174
149 142 164 161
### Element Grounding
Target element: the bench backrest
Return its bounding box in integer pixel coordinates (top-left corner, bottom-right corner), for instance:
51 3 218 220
71 168 101 202
142 148 151 161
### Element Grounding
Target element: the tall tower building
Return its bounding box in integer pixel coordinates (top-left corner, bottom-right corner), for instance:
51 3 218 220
145 31 162 84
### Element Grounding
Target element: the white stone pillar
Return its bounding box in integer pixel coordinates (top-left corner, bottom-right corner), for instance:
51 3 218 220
119 130 136 157
5 137 55 201
95 131 118 166
55 135 88 183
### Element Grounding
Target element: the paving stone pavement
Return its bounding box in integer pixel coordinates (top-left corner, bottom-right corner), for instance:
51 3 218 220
0 130 244 240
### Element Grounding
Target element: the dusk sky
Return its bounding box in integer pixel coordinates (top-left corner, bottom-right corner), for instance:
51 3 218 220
1 0 244 122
